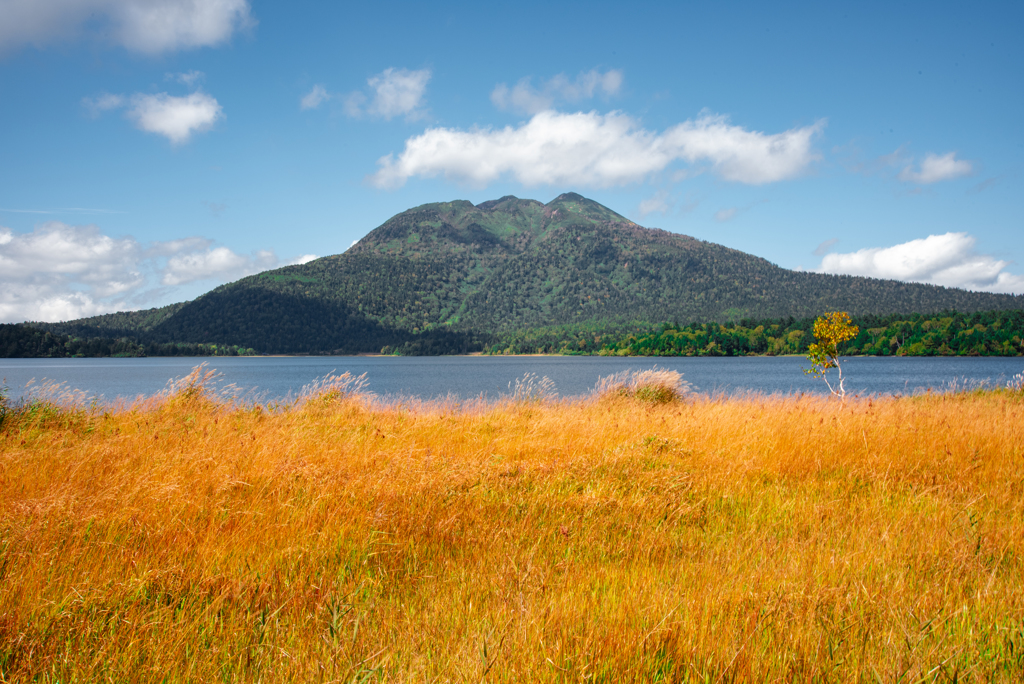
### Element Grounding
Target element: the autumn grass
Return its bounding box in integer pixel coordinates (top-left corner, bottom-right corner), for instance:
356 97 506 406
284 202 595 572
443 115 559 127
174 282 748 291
1 370 1023 682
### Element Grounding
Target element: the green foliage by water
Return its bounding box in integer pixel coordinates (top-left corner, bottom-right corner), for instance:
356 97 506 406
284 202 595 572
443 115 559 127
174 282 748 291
0 324 257 358
587 309 1024 357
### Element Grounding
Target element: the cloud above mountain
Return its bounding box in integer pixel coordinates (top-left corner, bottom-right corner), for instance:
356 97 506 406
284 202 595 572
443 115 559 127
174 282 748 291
372 110 824 189
0 222 315 323
815 232 1024 294
341 68 431 121
491 69 624 115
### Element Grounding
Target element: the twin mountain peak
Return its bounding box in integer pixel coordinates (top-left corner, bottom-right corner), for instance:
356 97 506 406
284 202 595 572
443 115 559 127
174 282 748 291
53 193 1024 354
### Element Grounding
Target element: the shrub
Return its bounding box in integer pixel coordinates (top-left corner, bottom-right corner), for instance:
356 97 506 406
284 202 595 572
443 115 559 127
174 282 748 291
594 368 692 403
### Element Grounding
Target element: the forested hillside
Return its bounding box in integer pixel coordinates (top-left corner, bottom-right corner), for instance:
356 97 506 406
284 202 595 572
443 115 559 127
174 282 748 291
23 193 1024 355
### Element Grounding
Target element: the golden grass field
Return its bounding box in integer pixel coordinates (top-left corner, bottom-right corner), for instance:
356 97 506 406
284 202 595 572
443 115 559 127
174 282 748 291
1 368 1023 682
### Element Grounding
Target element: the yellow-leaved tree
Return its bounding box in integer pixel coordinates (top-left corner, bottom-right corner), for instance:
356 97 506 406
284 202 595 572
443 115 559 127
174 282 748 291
805 311 859 397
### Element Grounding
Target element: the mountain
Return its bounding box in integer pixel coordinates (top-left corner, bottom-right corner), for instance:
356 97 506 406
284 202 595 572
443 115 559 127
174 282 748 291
37 193 1024 354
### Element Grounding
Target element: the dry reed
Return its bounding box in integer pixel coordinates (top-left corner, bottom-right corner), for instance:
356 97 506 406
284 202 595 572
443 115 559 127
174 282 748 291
1 367 1022 682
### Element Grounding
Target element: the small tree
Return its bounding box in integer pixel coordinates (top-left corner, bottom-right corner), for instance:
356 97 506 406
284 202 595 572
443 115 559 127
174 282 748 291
805 311 859 397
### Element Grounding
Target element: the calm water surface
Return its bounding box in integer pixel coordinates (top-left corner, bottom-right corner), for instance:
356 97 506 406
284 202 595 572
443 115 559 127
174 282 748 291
1 355 1022 404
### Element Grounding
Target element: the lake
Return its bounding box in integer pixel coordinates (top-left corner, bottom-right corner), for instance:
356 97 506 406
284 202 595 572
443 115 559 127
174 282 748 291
1 355 1022 405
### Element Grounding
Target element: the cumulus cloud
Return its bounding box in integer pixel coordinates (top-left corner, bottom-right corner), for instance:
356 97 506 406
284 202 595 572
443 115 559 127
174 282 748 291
162 246 274 285
86 90 224 143
301 84 329 110
0 0 254 54
343 67 431 121
491 69 624 115
816 232 1024 294
371 110 823 189
127 92 223 143
0 222 317 323
899 152 974 184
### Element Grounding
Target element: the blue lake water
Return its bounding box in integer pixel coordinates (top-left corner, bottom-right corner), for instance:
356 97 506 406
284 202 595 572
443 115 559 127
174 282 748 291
1 355 1022 404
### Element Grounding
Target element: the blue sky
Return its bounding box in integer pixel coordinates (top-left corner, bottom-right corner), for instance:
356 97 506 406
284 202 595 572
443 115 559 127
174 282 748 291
1 0 1021 322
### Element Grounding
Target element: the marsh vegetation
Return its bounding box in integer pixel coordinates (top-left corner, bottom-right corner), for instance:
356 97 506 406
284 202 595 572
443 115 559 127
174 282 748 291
1 368 1022 681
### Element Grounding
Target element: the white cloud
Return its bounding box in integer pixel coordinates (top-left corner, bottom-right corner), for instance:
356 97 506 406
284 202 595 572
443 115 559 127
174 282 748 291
301 84 329 110
491 69 624 115
0 222 317 323
372 110 823 189
344 67 431 121
0 0 254 54
127 91 223 143
899 152 974 184
816 232 1024 294
714 208 737 223
85 89 224 143
162 246 271 285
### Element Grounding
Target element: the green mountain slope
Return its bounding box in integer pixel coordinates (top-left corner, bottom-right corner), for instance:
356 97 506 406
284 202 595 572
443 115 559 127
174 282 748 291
38 193 1024 354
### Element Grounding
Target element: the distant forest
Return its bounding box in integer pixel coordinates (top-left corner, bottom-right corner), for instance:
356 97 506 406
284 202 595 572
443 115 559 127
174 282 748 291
4 309 1024 359
0 324 257 358
482 310 1024 357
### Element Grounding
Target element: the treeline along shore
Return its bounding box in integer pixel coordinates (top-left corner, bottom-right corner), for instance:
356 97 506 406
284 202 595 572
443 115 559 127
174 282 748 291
481 309 1024 357
4 308 1024 358
0 324 257 358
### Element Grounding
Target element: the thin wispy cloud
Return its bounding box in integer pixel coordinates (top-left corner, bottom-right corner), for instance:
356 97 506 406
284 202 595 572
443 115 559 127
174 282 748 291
714 208 738 223
372 110 824 189
816 232 1024 294
0 222 316 323
813 238 839 256
202 201 227 218
840 144 976 186
636 189 701 221
713 199 768 224
899 152 974 184
0 207 126 215
0 0 255 55
83 93 127 117
342 68 431 121
637 189 673 219
167 70 205 87
300 84 329 110
491 68 624 115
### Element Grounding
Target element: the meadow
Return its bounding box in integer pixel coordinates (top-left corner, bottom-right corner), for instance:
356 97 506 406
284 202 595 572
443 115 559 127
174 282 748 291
1 368 1022 682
